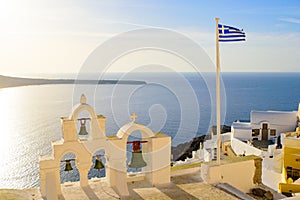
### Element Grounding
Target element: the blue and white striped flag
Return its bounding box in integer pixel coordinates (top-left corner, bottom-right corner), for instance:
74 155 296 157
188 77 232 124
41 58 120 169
218 24 245 42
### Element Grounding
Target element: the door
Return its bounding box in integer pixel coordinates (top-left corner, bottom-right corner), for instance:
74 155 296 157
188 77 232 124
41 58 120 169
261 123 268 140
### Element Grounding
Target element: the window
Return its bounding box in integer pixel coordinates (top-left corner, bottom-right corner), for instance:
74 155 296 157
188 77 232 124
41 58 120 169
270 129 276 136
286 166 300 181
252 129 259 136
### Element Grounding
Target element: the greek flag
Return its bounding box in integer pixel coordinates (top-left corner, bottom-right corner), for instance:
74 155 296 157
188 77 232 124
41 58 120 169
218 24 245 42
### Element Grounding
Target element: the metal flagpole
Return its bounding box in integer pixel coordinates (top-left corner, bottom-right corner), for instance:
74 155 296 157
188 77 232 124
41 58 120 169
215 18 221 165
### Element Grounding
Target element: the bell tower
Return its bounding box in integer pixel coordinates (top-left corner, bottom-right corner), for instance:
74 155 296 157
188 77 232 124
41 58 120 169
39 95 171 199
113 113 171 186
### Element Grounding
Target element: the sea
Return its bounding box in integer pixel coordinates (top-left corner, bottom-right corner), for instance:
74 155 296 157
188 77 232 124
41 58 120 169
0 72 300 189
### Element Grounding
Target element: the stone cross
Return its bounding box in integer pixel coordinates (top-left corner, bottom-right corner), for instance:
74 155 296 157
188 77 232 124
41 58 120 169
131 113 137 122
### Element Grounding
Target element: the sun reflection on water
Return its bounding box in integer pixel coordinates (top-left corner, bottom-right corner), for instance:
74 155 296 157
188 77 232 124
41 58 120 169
0 88 20 160
0 85 73 188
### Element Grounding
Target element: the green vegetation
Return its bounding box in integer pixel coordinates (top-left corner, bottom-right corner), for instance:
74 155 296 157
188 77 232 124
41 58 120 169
155 132 168 137
171 161 202 171
97 114 106 118
204 155 261 166
106 135 118 139
223 155 260 162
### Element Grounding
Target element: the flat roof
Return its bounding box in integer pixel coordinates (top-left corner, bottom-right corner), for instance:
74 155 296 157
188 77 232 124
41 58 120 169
232 121 252 130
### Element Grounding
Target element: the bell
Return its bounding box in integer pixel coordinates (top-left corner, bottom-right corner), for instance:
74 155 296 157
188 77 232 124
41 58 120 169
64 160 73 171
94 158 104 169
78 119 88 135
79 126 88 135
128 150 147 169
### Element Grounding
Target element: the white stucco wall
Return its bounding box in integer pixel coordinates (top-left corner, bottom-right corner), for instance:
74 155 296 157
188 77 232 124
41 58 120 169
262 158 283 191
251 111 297 138
203 148 211 162
231 138 262 156
203 137 217 150
251 111 297 126
203 133 232 150
232 128 252 141
232 110 298 142
231 122 252 141
221 132 232 142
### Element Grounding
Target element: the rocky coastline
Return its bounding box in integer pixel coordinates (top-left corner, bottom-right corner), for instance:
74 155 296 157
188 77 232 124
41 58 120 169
171 125 231 161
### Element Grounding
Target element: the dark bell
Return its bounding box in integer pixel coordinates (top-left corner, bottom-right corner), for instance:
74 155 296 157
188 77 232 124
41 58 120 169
78 125 88 135
64 160 73 171
128 151 147 169
94 158 104 169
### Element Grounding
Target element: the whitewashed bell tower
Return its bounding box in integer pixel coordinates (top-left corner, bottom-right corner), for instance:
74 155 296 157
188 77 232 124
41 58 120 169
39 95 171 199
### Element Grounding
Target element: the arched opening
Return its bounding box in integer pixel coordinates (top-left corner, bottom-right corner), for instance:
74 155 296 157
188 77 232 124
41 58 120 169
88 149 106 179
126 130 147 173
77 110 91 140
60 152 80 184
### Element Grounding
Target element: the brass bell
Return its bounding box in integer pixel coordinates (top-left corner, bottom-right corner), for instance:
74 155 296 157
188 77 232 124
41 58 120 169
94 156 104 178
128 150 147 169
94 158 104 169
78 119 88 135
64 160 73 171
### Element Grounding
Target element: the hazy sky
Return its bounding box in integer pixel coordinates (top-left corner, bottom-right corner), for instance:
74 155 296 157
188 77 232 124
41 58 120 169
1 0 300 75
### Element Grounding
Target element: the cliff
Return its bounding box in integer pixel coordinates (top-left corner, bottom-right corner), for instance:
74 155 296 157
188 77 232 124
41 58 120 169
172 125 231 161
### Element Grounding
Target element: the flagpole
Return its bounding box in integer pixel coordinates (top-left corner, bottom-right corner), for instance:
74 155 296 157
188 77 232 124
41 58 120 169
215 17 221 165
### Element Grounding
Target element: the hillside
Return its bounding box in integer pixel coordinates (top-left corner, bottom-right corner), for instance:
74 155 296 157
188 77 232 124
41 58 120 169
172 125 231 161
0 75 146 88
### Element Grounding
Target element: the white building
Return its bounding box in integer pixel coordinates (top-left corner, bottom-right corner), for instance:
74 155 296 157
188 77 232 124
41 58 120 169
199 104 300 196
229 103 300 194
232 105 300 142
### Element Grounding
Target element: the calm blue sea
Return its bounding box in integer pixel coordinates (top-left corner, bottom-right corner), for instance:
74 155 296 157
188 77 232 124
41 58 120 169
0 72 299 188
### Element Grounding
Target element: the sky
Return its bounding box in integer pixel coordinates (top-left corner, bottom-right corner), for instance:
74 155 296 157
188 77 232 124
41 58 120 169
1 0 300 76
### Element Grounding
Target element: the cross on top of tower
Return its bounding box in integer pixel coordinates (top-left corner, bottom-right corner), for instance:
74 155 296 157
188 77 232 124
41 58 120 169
80 94 87 104
131 113 137 122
